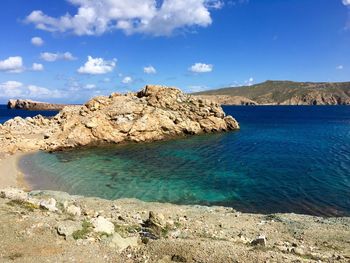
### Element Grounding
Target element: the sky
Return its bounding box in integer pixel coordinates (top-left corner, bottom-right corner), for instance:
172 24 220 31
0 0 350 103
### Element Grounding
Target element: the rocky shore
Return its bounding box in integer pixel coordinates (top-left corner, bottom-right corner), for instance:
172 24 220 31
7 99 67 111
0 85 239 154
0 85 349 262
0 188 349 262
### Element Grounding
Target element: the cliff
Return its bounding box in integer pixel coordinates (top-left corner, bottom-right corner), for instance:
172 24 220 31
0 85 239 154
194 80 350 105
7 99 67 111
196 95 258 106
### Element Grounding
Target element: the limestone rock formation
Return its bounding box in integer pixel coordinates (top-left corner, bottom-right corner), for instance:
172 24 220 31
195 95 258 105
0 85 239 154
7 99 67 111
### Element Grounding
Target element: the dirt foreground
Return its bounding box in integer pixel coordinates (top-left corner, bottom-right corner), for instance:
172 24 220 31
0 188 349 263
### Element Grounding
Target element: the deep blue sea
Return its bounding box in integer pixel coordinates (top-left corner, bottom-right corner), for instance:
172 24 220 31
15 106 350 216
0 104 58 123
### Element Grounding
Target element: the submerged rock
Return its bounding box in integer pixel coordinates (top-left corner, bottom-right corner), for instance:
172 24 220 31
0 85 240 154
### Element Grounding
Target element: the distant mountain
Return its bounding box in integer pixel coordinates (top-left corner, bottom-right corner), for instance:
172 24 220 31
193 80 350 105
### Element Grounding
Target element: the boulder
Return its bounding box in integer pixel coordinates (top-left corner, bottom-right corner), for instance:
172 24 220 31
91 216 115 235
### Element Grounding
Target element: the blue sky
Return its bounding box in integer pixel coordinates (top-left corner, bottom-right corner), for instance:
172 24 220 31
0 0 350 103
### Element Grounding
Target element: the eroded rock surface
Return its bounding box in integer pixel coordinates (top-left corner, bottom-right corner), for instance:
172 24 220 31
7 99 67 111
0 85 239 154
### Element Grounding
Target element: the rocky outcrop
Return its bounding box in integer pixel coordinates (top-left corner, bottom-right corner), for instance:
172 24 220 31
0 85 239 154
7 99 66 111
280 92 350 105
195 95 258 105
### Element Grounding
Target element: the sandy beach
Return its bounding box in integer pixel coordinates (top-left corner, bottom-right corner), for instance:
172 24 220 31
0 153 29 189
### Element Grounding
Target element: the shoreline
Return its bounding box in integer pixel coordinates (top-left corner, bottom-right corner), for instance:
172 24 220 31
0 152 31 190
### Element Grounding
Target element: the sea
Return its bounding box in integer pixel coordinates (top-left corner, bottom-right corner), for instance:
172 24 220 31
1 105 349 216
0 104 58 123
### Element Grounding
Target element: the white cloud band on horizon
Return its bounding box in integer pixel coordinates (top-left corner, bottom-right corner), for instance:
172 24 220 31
25 0 224 36
0 81 62 100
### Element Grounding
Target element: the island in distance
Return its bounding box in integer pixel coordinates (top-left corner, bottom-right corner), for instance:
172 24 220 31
7 80 350 110
7 99 68 111
194 80 350 105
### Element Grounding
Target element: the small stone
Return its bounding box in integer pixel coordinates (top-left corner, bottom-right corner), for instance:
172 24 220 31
292 247 305 256
250 235 267 246
67 205 81 217
0 188 28 200
109 232 139 252
40 198 58 212
57 221 82 238
91 216 115 235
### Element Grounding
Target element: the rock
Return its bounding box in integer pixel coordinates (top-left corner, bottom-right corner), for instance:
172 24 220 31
90 216 115 235
195 95 259 106
291 247 305 256
57 221 83 238
39 198 58 212
7 99 67 111
250 235 267 246
143 211 167 238
66 205 81 217
0 85 239 154
0 188 28 201
109 232 139 252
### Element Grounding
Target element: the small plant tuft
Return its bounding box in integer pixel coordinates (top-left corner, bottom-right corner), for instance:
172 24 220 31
6 200 39 212
72 220 93 240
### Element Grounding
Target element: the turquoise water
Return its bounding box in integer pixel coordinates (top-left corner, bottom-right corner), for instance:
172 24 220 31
19 106 350 216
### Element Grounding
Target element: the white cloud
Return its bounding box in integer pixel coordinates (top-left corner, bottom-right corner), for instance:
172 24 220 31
84 84 96 89
25 0 223 36
187 85 209 92
336 65 344 70
143 65 157 74
342 0 350 5
0 81 24 97
40 52 77 62
31 37 44 46
244 77 254 86
32 63 44 71
189 63 213 73
122 76 133 84
0 56 24 73
0 81 62 99
78 56 116 75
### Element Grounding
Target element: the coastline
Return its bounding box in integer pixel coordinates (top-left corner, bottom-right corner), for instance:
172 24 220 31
0 152 31 190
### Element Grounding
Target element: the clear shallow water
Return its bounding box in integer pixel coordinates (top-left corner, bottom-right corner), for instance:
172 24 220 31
19 106 350 216
0 105 58 123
